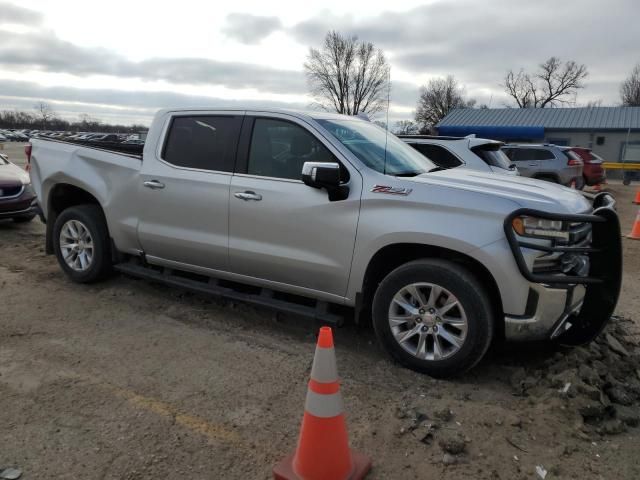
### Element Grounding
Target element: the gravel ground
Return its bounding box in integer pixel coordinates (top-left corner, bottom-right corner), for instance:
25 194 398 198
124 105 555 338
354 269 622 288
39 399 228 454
1 142 640 479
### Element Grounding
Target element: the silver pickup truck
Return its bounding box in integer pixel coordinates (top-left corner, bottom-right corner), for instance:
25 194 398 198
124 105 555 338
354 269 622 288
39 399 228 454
28 108 622 377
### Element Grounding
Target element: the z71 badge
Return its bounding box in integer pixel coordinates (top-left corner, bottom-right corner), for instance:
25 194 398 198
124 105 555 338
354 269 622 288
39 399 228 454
371 185 413 196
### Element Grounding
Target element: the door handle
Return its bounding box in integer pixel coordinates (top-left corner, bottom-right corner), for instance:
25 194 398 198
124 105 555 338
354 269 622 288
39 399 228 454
143 180 165 189
528 163 538 166
234 191 262 201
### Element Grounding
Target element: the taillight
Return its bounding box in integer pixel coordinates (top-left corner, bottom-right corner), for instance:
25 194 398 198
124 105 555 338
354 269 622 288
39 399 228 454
24 144 32 172
566 151 583 166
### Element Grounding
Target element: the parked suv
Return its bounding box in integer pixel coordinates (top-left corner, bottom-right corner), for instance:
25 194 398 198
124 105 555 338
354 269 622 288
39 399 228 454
399 135 518 176
28 108 622 377
502 144 584 188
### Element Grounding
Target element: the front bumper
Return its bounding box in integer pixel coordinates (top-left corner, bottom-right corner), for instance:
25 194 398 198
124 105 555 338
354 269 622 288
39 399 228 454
0 196 38 219
503 193 622 344
505 283 586 341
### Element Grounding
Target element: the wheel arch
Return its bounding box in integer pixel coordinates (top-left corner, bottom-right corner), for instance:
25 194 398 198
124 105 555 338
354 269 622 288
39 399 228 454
356 243 504 338
45 183 105 254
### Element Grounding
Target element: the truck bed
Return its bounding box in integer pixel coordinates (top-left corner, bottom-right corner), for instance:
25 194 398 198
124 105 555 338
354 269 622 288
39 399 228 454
34 137 143 159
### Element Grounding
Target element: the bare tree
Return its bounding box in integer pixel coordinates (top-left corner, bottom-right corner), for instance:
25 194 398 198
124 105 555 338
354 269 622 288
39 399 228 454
34 101 55 129
415 75 475 131
503 57 588 108
304 31 390 116
584 99 604 108
393 120 418 135
621 64 640 106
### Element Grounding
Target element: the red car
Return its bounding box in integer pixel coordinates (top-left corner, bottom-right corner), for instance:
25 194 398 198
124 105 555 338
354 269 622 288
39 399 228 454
568 147 606 186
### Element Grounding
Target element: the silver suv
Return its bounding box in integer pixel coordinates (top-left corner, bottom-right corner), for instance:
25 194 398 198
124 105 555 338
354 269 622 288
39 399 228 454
502 144 584 188
399 135 518 176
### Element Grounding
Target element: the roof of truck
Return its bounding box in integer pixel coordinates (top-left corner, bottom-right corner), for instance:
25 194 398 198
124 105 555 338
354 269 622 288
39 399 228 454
154 107 364 122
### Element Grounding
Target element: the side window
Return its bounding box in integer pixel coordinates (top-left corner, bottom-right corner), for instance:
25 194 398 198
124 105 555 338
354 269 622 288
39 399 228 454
247 118 342 181
510 149 531 161
532 149 555 161
511 149 531 161
509 148 552 161
412 144 462 168
162 115 241 172
502 148 514 160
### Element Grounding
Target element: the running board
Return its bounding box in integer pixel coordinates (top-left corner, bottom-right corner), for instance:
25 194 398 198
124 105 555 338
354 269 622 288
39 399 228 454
113 262 344 325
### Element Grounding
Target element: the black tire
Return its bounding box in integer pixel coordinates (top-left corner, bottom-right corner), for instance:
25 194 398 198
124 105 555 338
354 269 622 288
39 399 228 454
372 259 494 378
52 204 112 283
12 214 36 223
623 178 631 186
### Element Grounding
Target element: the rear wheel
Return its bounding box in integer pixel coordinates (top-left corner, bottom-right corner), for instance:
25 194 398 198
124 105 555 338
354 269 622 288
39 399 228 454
53 205 112 283
372 259 494 378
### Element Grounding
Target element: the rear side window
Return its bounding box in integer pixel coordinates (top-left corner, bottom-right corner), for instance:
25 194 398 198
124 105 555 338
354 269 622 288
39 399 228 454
473 146 512 170
508 148 555 161
410 143 462 169
247 118 341 181
162 115 242 172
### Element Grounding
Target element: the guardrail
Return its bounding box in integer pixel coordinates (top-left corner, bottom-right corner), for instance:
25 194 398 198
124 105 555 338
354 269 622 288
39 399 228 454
603 162 640 171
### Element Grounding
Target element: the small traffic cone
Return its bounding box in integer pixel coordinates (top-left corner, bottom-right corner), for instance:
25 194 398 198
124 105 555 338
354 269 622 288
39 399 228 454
592 183 602 193
633 188 640 205
273 327 371 480
628 209 640 240
569 179 577 189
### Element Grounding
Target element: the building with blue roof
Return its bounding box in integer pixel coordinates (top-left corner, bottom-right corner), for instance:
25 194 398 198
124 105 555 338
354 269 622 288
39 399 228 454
437 107 640 163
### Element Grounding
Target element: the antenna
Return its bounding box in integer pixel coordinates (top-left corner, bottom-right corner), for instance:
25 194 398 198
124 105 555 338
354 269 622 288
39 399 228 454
383 67 391 175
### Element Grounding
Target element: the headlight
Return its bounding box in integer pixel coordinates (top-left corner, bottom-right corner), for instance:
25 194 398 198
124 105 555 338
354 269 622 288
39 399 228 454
511 216 569 241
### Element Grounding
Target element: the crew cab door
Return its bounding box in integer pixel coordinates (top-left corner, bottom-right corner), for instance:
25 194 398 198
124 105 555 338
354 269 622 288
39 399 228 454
228 114 361 299
136 113 243 271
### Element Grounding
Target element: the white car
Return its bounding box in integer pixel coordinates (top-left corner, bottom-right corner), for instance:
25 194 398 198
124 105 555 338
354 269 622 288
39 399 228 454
399 135 518 176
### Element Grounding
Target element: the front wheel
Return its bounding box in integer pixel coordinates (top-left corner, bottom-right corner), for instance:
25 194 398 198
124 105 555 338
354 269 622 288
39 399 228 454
53 204 112 283
372 259 494 378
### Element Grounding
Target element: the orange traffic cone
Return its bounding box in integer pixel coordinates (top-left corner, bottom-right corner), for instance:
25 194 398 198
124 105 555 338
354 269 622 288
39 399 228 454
273 327 371 480
628 209 640 240
633 188 640 205
569 179 577 189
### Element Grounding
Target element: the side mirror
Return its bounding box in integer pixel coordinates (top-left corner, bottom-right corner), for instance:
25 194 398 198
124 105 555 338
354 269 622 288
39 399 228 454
301 162 348 201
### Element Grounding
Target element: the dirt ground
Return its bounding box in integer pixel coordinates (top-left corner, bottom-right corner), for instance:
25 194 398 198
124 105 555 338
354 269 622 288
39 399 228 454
1 142 640 479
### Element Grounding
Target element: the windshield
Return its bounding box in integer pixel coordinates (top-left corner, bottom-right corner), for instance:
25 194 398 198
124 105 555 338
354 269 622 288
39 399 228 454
473 146 513 170
317 119 436 176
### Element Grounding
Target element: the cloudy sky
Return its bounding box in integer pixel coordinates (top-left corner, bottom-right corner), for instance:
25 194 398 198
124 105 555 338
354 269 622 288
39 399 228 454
0 0 638 126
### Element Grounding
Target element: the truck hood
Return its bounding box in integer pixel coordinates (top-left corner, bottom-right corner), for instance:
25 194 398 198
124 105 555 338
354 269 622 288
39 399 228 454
410 169 591 214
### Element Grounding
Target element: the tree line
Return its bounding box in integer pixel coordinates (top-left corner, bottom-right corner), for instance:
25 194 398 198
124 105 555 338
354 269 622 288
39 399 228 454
0 102 147 133
304 31 640 134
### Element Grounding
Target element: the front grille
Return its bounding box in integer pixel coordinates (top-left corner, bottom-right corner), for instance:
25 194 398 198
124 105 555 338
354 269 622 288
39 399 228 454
0 184 24 199
504 200 617 285
532 222 592 276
